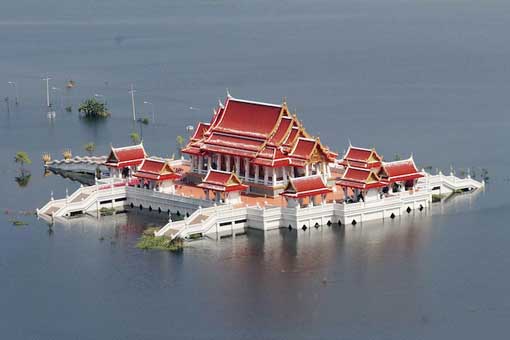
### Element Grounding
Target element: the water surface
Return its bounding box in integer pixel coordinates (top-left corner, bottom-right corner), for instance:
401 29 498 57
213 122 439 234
1 1 509 339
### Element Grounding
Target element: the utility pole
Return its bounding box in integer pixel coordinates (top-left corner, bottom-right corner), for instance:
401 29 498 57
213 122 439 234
7 81 18 105
43 76 52 108
129 84 136 121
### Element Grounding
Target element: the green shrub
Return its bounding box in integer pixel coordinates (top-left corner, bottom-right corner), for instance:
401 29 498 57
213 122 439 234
136 235 184 251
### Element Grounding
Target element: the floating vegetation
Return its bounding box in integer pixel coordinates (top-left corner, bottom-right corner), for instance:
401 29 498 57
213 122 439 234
432 194 446 203
65 105 72 112
136 233 184 252
10 219 28 226
99 207 116 216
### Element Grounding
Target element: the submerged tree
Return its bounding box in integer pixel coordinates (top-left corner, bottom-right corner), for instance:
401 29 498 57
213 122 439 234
176 135 185 159
130 132 141 145
14 151 32 188
78 98 110 119
84 142 96 156
14 151 31 176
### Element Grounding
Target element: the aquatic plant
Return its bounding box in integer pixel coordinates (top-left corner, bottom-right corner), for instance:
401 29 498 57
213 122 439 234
130 132 141 145
10 219 28 226
432 194 446 203
136 234 184 252
78 98 110 119
84 142 96 156
65 105 72 113
99 207 116 216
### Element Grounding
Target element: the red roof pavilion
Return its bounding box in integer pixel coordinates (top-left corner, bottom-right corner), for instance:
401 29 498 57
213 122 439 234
339 145 382 169
182 96 337 168
337 167 386 190
281 175 332 198
197 170 248 192
379 157 424 184
105 144 146 168
133 158 181 181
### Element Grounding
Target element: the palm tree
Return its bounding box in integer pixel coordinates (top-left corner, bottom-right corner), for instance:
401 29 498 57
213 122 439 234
176 135 185 158
14 151 31 176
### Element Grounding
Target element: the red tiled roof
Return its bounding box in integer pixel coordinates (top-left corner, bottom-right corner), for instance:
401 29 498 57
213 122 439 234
190 122 210 141
214 98 283 138
182 95 336 168
379 158 424 183
281 175 332 198
133 158 181 181
105 144 146 168
197 170 248 192
340 145 382 169
337 167 386 190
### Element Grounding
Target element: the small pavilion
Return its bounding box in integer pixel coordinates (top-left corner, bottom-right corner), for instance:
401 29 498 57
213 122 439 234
197 170 248 204
133 158 181 194
280 175 332 208
105 143 147 178
339 145 383 169
337 167 386 203
378 157 424 193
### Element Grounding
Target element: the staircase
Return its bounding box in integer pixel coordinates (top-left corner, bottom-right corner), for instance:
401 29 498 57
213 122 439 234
156 205 237 240
37 179 128 219
418 172 484 195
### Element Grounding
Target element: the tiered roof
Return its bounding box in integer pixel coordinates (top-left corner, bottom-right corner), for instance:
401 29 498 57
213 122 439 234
281 175 332 198
133 158 181 181
182 95 337 168
339 145 382 169
197 170 248 192
337 167 386 190
105 144 146 168
379 157 423 183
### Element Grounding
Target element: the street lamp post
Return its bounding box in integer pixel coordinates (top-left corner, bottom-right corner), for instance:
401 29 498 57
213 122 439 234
143 101 155 123
128 84 136 121
7 81 18 105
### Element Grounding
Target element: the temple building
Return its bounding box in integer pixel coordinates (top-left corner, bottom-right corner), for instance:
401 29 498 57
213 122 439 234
338 146 425 202
339 145 383 169
197 169 248 204
281 174 332 208
105 143 147 178
182 95 337 196
337 167 386 202
133 158 181 194
378 157 424 193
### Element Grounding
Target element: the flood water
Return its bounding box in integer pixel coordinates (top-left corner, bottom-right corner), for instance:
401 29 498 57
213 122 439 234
1 1 510 339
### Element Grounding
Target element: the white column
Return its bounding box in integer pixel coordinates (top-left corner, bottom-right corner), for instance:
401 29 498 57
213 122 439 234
226 155 231 172
305 164 309 176
255 165 260 183
244 158 250 180
207 156 212 171
198 156 203 173
235 156 240 176
272 167 276 186
263 166 268 185
283 166 288 182
217 154 222 170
